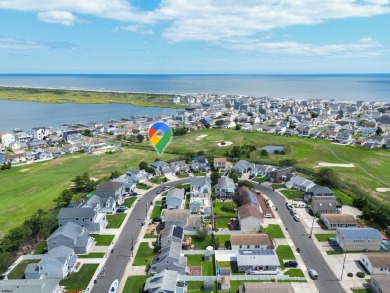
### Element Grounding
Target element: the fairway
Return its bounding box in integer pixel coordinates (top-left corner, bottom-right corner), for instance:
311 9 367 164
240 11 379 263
0 148 177 235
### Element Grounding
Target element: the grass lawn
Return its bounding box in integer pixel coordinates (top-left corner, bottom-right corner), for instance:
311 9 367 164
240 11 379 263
213 202 237 216
91 234 115 246
187 254 203 266
253 176 270 183
280 189 303 200
123 197 137 208
215 234 231 249
202 259 215 276
77 253 105 258
144 234 159 238
193 172 207 176
137 183 151 190
149 200 163 219
262 224 286 239
107 213 127 228
271 183 285 189
7 259 39 279
59 264 99 291
122 275 148 293
216 217 232 229
187 281 217 293
151 177 168 184
176 173 190 178
33 240 47 254
326 250 345 255
314 233 336 242
332 189 353 206
133 242 157 266
185 235 211 250
285 269 305 277
353 289 372 293
0 148 177 235
276 245 296 269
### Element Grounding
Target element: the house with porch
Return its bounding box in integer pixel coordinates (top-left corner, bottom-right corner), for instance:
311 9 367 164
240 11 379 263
191 156 210 172
57 207 107 233
233 160 255 174
150 242 188 275
189 176 212 214
126 168 153 183
214 157 231 172
215 176 235 200
165 188 185 210
170 160 189 173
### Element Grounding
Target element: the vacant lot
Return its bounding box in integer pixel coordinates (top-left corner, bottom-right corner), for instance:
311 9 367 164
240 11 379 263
107 213 127 228
59 264 99 291
91 234 115 246
133 242 157 266
262 224 286 239
123 275 148 293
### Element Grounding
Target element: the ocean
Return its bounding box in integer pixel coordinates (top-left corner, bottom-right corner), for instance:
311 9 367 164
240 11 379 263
0 74 389 131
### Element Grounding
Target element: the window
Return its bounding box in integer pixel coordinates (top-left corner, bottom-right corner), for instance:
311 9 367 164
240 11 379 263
239 245 242 248
247 245 250 248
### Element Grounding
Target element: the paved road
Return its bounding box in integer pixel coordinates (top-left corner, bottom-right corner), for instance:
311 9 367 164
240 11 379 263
91 178 190 293
254 183 345 293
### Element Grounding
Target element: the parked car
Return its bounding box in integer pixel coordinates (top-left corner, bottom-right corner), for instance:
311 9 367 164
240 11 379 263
264 213 272 218
294 197 303 201
156 190 161 194
153 217 162 222
118 205 128 210
286 204 293 210
284 260 298 268
290 209 297 215
117 207 126 213
130 192 138 196
293 215 300 222
308 269 318 280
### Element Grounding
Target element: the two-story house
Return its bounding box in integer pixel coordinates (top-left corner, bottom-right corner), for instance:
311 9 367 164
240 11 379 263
189 176 212 214
126 168 152 183
215 176 235 200
57 207 107 233
165 188 185 210
213 157 231 172
170 160 189 174
191 156 210 172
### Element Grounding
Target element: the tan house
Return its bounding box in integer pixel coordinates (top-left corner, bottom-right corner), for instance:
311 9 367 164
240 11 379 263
360 253 390 275
320 214 357 230
238 204 262 232
214 157 231 172
370 275 390 293
336 228 382 251
231 234 274 250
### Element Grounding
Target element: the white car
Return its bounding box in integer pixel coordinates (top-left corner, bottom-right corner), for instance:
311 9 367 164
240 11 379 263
264 213 272 218
293 215 300 222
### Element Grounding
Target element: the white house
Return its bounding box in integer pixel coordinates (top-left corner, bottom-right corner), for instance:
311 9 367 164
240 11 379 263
0 132 15 147
231 234 274 250
336 228 383 251
360 253 390 275
126 168 152 183
166 188 185 210
189 176 212 214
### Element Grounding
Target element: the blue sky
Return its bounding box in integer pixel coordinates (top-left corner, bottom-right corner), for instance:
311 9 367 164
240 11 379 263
0 0 389 74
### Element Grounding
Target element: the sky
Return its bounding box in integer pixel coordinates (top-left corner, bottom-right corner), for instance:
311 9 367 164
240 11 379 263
0 0 389 74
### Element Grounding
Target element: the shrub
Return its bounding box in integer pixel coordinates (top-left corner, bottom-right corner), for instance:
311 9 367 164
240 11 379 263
356 272 365 278
347 273 353 277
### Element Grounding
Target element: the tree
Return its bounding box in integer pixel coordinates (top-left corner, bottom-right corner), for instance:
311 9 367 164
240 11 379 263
376 126 383 135
311 112 319 118
0 252 14 274
228 173 239 183
238 180 254 189
210 171 221 186
247 112 253 117
232 192 244 206
24 209 48 241
139 161 148 170
110 170 121 179
215 120 224 128
230 146 241 158
221 201 237 213
196 227 208 241
260 149 269 157
278 159 297 166
235 124 241 130
136 134 144 143
173 127 189 136
72 172 96 192
352 194 367 209
205 123 211 128
54 189 74 208
315 168 342 188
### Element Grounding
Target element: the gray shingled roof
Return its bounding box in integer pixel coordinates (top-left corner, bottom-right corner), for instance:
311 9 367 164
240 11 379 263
96 181 124 192
58 207 95 219
144 269 178 292
190 176 211 187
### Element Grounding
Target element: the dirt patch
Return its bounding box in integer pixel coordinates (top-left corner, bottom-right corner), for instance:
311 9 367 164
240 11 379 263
317 162 354 168
376 188 390 193
217 141 233 147
19 168 30 173
189 266 202 276
195 135 208 141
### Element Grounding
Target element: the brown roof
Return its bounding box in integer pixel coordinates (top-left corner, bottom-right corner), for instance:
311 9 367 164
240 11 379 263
239 282 294 293
220 276 230 284
231 234 272 247
238 204 261 220
236 187 259 206
322 214 357 225
363 253 390 268
214 157 227 163
371 275 390 290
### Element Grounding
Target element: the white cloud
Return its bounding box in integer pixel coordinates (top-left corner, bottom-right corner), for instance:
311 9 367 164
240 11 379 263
37 11 76 25
112 25 154 35
0 37 47 49
224 37 382 56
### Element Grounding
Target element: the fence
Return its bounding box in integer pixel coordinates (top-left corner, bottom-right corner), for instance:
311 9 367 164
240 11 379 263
182 250 215 255
3 254 43 277
177 274 306 282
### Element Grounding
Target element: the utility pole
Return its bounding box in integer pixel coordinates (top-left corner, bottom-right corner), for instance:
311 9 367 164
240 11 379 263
130 234 134 257
310 216 316 237
340 253 346 281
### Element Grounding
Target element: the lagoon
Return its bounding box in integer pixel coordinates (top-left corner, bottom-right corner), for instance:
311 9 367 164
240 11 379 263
0 100 177 131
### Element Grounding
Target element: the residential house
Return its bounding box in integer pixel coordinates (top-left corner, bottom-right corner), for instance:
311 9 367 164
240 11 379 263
360 253 390 275
187 215 202 232
199 117 214 127
336 228 383 251
0 279 60 293
285 175 315 192
96 180 125 205
33 127 51 141
370 275 390 293
29 140 48 149
9 141 28 151
5 153 26 164
269 166 294 183
189 176 212 214
220 276 231 291
170 160 189 174
157 225 184 247
24 246 77 279
149 161 174 176
311 196 339 215
231 234 274 250
235 250 279 272
57 207 107 233
239 282 294 293
191 156 210 172
126 168 152 183
83 194 116 214
320 214 357 230
215 176 236 200
62 130 81 142
304 185 334 202
0 132 15 147
47 134 62 146
0 143 5 154
150 242 187 275
250 165 275 177
214 157 231 172
144 269 179 293
165 188 185 210
0 153 5 165
62 143 83 154
164 210 190 229
233 160 254 174
238 204 262 232
47 222 92 254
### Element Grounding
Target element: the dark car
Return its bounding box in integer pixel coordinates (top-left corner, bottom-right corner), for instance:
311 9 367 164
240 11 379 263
153 217 162 222
156 190 161 194
117 207 126 213
284 260 298 268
